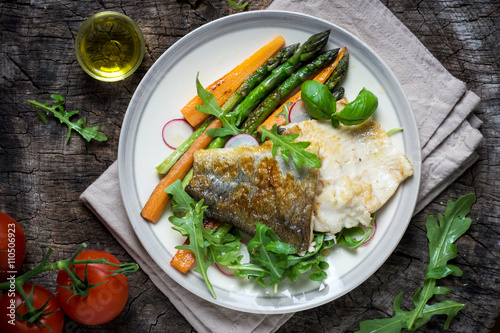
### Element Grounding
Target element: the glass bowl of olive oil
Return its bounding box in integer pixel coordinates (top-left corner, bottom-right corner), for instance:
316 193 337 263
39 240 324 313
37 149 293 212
75 11 145 82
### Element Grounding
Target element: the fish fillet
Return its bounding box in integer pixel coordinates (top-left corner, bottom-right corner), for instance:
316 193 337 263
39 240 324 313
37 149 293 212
185 140 318 252
285 119 414 235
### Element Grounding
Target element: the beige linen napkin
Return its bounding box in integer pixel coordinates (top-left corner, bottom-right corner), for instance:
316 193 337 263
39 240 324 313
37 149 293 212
80 0 482 332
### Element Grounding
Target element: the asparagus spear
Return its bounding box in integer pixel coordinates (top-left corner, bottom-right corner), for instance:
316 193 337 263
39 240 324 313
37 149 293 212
231 30 331 127
325 51 349 91
155 44 299 174
242 48 340 134
331 87 345 101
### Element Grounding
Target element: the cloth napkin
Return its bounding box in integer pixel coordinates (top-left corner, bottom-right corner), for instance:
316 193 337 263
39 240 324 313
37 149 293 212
80 0 482 332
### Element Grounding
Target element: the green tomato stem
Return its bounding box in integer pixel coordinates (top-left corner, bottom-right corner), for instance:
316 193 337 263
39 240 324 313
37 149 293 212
0 243 139 290
15 283 35 315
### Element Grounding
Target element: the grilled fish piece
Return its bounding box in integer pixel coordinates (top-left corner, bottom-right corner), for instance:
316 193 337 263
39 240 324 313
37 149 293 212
284 119 414 235
185 140 318 252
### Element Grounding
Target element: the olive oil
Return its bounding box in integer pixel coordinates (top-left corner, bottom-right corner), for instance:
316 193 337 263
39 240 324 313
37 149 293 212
75 12 144 81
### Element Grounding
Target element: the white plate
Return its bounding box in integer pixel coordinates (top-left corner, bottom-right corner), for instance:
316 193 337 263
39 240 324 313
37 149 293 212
118 10 421 314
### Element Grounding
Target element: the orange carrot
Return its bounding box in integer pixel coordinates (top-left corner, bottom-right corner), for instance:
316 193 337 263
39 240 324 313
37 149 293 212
170 241 195 273
182 35 286 127
258 47 347 131
170 219 222 273
141 118 223 223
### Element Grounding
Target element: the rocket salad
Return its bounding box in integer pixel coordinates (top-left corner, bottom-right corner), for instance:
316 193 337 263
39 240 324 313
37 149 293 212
166 179 374 298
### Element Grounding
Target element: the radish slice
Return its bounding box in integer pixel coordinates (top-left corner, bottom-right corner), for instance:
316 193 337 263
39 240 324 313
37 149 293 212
361 219 377 247
289 99 312 124
224 133 259 148
215 263 236 277
215 240 250 277
162 118 194 149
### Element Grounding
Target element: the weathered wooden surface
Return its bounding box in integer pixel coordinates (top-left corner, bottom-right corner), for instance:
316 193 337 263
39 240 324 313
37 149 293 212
0 0 498 332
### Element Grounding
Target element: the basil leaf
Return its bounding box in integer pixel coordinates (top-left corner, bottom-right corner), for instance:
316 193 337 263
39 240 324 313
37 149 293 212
301 80 336 120
331 88 378 127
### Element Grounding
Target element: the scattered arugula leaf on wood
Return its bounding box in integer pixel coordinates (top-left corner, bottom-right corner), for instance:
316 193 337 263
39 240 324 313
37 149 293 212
28 94 107 142
259 124 321 168
227 0 248 9
356 193 475 333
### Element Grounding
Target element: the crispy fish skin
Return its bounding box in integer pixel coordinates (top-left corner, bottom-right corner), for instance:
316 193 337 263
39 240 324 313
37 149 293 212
185 140 318 252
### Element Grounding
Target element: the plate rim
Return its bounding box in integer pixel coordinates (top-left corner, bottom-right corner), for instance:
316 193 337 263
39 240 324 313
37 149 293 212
118 9 422 314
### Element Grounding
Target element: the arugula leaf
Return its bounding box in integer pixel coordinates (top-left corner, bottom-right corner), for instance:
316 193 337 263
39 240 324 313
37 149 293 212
227 0 249 9
229 224 335 292
386 127 403 136
337 216 375 249
356 193 475 333
166 180 242 299
276 101 293 125
248 223 296 288
166 179 196 214
194 73 242 137
301 80 336 120
205 224 241 265
259 124 321 168
331 88 378 128
28 94 107 142
169 200 217 298
165 180 216 298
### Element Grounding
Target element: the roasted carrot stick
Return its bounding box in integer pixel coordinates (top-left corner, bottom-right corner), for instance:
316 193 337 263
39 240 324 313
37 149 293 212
258 47 347 131
181 35 285 127
141 118 223 223
170 219 221 273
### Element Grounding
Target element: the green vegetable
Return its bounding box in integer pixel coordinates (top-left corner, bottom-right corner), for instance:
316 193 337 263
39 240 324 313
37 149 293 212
195 73 242 138
166 180 242 299
356 193 475 333
331 87 345 101
276 102 293 125
156 44 298 174
28 94 107 142
301 82 379 128
301 80 337 120
259 124 321 168
222 43 299 114
331 88 378 128
386 127 404 136
324 51 349 91
229 223 336 292
166 180 215 297
337 215 375 249
231 30 331 127
227 0 248 9
156 116 215 174
245 222 297 289
166 180 384 297
241 48 340 134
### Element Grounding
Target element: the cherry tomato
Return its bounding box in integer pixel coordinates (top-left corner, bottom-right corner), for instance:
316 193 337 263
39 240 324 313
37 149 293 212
0 284 64 333
56 250 129 325
0 212 26 282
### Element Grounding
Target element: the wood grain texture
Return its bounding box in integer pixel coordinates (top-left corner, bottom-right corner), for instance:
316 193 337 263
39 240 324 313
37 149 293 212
0 0 498 332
